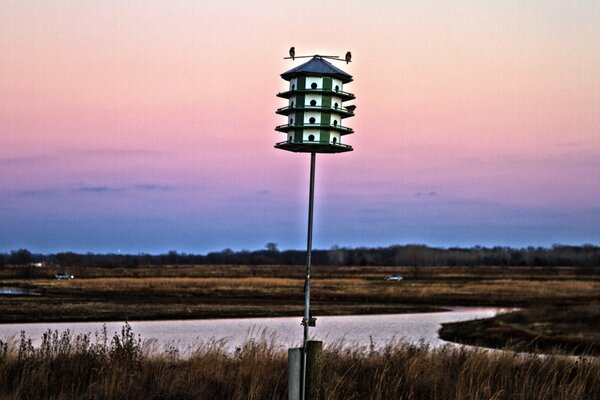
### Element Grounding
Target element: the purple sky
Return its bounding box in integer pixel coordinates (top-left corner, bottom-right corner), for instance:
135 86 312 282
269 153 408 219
1 1 599 253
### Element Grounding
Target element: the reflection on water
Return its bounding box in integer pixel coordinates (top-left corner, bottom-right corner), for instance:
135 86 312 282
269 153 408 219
0 287 40 296
0 307 501 353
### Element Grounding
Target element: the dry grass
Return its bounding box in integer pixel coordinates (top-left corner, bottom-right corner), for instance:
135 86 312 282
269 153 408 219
440 302 600 355
6 269 600 302
1 265 599 323
0 325 598 400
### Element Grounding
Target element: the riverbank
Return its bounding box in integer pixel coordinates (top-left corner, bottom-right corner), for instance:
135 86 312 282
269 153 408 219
1 325 598 400
0 308 501 354
1 265 599 353
440 302 600 356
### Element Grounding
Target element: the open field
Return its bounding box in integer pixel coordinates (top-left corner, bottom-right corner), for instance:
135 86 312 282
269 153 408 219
1 265 599 354
0 324 598 400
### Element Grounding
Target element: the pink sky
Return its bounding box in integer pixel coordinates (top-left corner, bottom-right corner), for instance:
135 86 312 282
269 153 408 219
1 1 599 253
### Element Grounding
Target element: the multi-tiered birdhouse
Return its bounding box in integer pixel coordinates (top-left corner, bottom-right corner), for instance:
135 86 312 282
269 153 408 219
275 56 355 153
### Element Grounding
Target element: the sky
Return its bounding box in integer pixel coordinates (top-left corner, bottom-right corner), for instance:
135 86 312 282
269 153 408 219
1 1 599 254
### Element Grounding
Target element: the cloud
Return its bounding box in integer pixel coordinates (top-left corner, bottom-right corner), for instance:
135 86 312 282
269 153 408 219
132 184 174 192
74 184 176 194
82 149 162 157
12 183 175 198
0 148 161 167
18 189 59 197
0 155 53 166
75 185 124 193
413 191 437 197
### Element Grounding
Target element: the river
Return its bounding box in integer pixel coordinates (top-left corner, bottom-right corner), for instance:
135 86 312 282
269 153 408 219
0 307 501 354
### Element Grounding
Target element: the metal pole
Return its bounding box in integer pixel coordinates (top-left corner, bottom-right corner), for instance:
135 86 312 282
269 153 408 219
301 152 316 400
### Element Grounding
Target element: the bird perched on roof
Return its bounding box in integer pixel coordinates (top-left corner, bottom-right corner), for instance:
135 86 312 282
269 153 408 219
345 51 352 64
289 47 295 60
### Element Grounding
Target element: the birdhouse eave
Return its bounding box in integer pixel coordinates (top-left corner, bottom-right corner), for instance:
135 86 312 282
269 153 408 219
274 141 353 153
280 57 353 83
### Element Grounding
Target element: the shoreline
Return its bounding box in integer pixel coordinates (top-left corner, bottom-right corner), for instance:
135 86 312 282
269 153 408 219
3 306 595 358
439 306 600 356
0 303 448 325
0 307 501 356
1 265 598 356
2 300 597 357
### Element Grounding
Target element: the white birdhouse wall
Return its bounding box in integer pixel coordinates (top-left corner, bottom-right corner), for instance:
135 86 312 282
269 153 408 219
306 77 322 89
332 78 343 92
305 111 321 124
289 78 298 91
305 94 321 107
303 129 320 142
331 96 342 109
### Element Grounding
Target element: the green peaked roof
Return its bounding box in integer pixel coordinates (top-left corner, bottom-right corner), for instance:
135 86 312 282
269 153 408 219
281 56 353 83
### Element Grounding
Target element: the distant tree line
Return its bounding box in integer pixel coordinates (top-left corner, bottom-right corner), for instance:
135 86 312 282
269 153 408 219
1 244 599 268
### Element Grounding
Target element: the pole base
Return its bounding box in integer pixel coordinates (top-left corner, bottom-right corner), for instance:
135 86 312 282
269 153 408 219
288 347 302 400
289 341 324 400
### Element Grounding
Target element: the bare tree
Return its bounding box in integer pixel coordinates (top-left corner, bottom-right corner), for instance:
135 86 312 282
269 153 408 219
265 242 279 253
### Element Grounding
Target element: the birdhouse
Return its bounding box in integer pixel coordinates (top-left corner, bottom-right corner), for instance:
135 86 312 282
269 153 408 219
275 56 355 153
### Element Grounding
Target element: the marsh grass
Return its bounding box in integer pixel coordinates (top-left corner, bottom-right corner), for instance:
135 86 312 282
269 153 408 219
2 265 599 342
0 326 598 400
5 265 599 306
440 302 600 356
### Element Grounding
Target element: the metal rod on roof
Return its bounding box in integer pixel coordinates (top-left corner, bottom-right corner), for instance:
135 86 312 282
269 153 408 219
284 54 343 61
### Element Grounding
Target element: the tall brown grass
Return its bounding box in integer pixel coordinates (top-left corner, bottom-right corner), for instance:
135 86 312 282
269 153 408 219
0 325 598 399
7 265 600 303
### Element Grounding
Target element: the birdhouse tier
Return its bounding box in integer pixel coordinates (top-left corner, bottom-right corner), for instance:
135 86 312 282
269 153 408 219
276 93 355 118
275 56 355 154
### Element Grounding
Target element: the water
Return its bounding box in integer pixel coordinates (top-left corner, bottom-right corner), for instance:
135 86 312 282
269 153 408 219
0 287 40 296
0 307 501 353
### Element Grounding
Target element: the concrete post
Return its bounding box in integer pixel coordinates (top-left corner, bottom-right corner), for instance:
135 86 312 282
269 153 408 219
290 341 323 400
306 340 323 400
288 347 302 400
